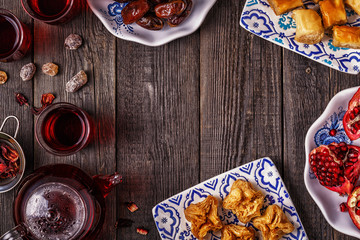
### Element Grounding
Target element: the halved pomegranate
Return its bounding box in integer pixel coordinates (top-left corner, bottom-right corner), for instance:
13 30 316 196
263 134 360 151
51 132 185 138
343 88 360 141
309 142 360 195
347 186 360 230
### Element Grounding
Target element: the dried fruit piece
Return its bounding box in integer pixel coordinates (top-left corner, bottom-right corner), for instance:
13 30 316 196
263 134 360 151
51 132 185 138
66 70 88 93
167 0 193 27
0 71 8 84
155 0 187 19
20 63 36 81
137 13 164 30
42 63 59 76
121 0 150 25
15 93 30 107
114 218 134 229
136 227 149 235
127 201 139 212
309 142 360 195
65 34 83 50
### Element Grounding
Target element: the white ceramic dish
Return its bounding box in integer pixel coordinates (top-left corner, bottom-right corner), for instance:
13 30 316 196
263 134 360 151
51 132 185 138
304 86 360 238
240 0 360 74
87 0 217 46
153 157 308 240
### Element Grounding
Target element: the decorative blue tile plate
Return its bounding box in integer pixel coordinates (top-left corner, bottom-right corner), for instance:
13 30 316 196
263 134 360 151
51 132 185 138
240 0 360 74
305 86 360 238
153 158 308 240
87 0 217 46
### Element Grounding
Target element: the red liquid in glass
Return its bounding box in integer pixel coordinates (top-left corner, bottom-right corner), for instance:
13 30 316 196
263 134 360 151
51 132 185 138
42 109 85 151
0 15 18 56
28 0 70 18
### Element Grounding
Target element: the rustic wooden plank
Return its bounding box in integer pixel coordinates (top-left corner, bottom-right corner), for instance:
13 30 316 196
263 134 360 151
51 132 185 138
200 0 282 178
115 35 200 239
282 50 335 239
0 1 34 236
32 1 117 239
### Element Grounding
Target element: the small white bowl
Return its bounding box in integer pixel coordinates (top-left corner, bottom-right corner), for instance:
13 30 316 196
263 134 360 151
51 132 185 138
87 0 217 46
304 86 360 238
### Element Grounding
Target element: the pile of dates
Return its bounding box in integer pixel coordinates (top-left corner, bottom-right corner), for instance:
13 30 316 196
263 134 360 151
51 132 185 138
115 0 193 30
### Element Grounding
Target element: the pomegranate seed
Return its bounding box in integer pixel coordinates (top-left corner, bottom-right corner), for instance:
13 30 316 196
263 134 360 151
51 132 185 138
354 108 359 115
341 146 348 152
340 203 348 212
356 209 360 216
350 113 355 120
347 162 354 167
339 142 347 147
329 145 336 151
329 129 337 136
352 128 357 134
357 201 360 208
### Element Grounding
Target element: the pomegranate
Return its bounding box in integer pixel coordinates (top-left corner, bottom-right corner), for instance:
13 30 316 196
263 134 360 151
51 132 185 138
347 186 360 230
309 142 360 195
343 88 360 141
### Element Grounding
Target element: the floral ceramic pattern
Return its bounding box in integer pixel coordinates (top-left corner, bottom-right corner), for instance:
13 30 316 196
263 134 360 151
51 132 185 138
304 87 360 238
240 0 360 74
153 158 308 240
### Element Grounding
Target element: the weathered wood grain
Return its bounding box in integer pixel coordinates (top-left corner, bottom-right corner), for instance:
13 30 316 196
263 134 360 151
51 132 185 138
0 1 34 236
115 33 200 239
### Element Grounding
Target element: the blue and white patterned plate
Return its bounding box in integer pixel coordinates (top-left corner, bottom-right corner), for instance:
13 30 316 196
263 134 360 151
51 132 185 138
240 0 360 74
304 86 360 238
153 158 308 240
87 0 217 46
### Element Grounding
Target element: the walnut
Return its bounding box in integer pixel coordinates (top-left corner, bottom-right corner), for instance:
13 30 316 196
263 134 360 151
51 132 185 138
0 71 8 84
184 195 223 240
42 63 59 76
223 180 264 223
221 224 255 240
20 63 36 81
252 205 294 240
65 34 83 50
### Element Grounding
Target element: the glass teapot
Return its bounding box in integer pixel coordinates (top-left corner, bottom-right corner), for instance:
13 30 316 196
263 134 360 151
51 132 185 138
0 164 122 240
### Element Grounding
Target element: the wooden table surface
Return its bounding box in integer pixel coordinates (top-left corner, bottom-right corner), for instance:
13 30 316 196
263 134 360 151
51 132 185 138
0 0 359 239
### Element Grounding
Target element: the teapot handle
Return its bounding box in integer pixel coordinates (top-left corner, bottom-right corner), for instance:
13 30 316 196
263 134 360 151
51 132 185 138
0 224 28 240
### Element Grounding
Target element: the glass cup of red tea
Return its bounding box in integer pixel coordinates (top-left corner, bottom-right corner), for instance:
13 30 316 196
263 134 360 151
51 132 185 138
35 102 94 156
21 0 81 25
0 9 31 62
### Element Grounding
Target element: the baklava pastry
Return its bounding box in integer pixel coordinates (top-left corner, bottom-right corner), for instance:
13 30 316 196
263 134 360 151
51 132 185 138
221 224 256 240
223 180 264 223
252 205 295 240
267 0 303 15
292 9 324 44
333 26 360 49
184 195 223 240
345 0 360 16
319 0 347 29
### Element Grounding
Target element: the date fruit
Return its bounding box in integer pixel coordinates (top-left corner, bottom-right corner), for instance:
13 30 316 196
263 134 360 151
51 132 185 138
20 63 36 81
121 0 150 25
42 63 59 77
66 70 88 93
137 13 164 30
154 0 187 19
167 0 192 27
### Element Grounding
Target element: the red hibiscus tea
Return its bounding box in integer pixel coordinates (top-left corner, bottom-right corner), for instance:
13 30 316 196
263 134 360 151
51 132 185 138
21 0 80 24
0 9 31 62
35 103 94 156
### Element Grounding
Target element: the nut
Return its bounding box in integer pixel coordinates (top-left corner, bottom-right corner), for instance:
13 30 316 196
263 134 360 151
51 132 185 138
20 63 36 81
65 34 83 50
0 71 8 84
42 63 59 76
66 70 88 93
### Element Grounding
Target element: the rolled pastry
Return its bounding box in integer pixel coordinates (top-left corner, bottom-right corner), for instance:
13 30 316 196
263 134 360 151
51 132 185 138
319 0 347 29
345 0 360 16
333 26 360 49
292 9 324 44
267 0 303 15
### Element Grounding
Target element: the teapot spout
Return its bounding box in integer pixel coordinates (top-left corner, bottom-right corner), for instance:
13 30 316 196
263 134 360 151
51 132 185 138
93 173 122 198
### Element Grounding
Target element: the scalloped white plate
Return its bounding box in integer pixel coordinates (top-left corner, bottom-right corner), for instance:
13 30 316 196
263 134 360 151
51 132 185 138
304 86 360 238
153 158 308 240
240 0 360 74
87 0 217 46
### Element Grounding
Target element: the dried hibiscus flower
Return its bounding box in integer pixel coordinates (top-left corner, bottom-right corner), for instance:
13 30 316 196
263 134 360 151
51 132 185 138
15 93 56 115
0 143 20 180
